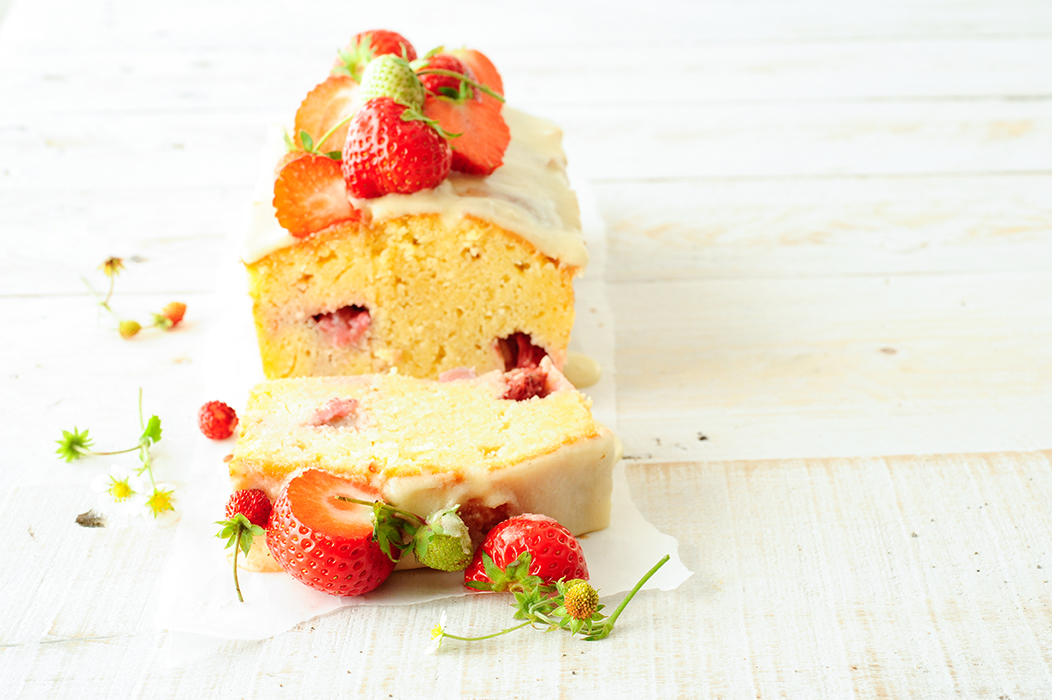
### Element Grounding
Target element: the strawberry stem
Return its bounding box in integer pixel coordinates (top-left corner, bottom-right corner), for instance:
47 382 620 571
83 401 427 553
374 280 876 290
335 496 426 525
313 112 356 153
416 69 505 102
233 526 245 603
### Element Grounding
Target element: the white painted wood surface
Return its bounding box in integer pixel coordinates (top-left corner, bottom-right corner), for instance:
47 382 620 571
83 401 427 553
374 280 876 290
2 0 1051 697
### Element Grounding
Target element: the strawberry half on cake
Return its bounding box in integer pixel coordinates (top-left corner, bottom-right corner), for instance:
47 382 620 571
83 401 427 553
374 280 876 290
245 30 586 381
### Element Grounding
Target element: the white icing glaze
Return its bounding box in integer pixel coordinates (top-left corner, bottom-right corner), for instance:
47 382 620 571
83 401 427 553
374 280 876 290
563 351 602 389
243 107 588 268
236 424 617 573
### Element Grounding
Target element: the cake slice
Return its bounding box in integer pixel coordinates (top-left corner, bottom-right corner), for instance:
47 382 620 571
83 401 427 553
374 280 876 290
228 360 617 565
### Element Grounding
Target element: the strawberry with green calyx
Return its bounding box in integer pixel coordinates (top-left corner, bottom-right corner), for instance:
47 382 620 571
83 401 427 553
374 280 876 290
333 29 417 82
359 54 426 111
342 97 452 198
463 513 588 589
429 554 670 652
215 489 272 603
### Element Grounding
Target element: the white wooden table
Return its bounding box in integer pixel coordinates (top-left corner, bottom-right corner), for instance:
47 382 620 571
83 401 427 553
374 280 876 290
3 0 1051 697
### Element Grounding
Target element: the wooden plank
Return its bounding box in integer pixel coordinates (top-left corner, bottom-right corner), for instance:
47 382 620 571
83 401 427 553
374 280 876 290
0 99 1049 194
0 187 243 297
2 38 1051 116
612 271 1052 463
597 174 1052 282
4 0 1051 57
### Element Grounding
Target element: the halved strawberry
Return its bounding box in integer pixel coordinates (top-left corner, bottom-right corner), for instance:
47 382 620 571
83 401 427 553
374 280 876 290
422 49 509 176
448 49 504 107
266 469 397 597
273 153 358 238
294 75 361 154
424 95 510 176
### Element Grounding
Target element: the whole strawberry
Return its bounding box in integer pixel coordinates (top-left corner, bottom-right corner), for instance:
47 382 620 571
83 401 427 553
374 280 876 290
418 53 477 99
119 319 141 339
342 97 452 198
198 400 238 440
161 302 186 327
359 54 425 110
464 513 588 591
266 469 397 596
334 29 417 82
216 489 272 602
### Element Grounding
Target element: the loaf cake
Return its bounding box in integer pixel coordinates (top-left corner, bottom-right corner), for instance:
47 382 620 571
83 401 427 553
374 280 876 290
228 361 617 569
244 31 588 381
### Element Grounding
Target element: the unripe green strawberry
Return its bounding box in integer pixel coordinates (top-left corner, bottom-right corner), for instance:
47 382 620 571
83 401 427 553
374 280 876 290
419 533 472 571
359 55 425 110
119 319 141 339
564 579 599 620
413 506 472 572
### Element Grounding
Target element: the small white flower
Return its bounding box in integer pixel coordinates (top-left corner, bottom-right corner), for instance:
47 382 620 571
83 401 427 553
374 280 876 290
91 465 146 524
141 483 180 527
425 611 448 655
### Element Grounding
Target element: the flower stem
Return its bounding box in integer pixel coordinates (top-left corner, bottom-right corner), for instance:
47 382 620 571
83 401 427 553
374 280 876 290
77 445 139 457
587 554 670 641
442 620 531 642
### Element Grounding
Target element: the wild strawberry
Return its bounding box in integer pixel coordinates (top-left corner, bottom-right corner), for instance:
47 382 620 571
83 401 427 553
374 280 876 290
273 153 359 238
198 400 238 440
294 75 361 155
118 319 141 339
161 302 186 327
563 579 599 620
342 97 452 198
464 513 588 591
359 54 425 110
334 29 417 82
418 53 477 99
266 469 398 596
225 489 272 527
216 489 272 602
422 49 509 176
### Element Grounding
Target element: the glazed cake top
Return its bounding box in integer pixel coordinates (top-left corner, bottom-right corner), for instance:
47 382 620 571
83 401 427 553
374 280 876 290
230 369 602 481
244 107 589 268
